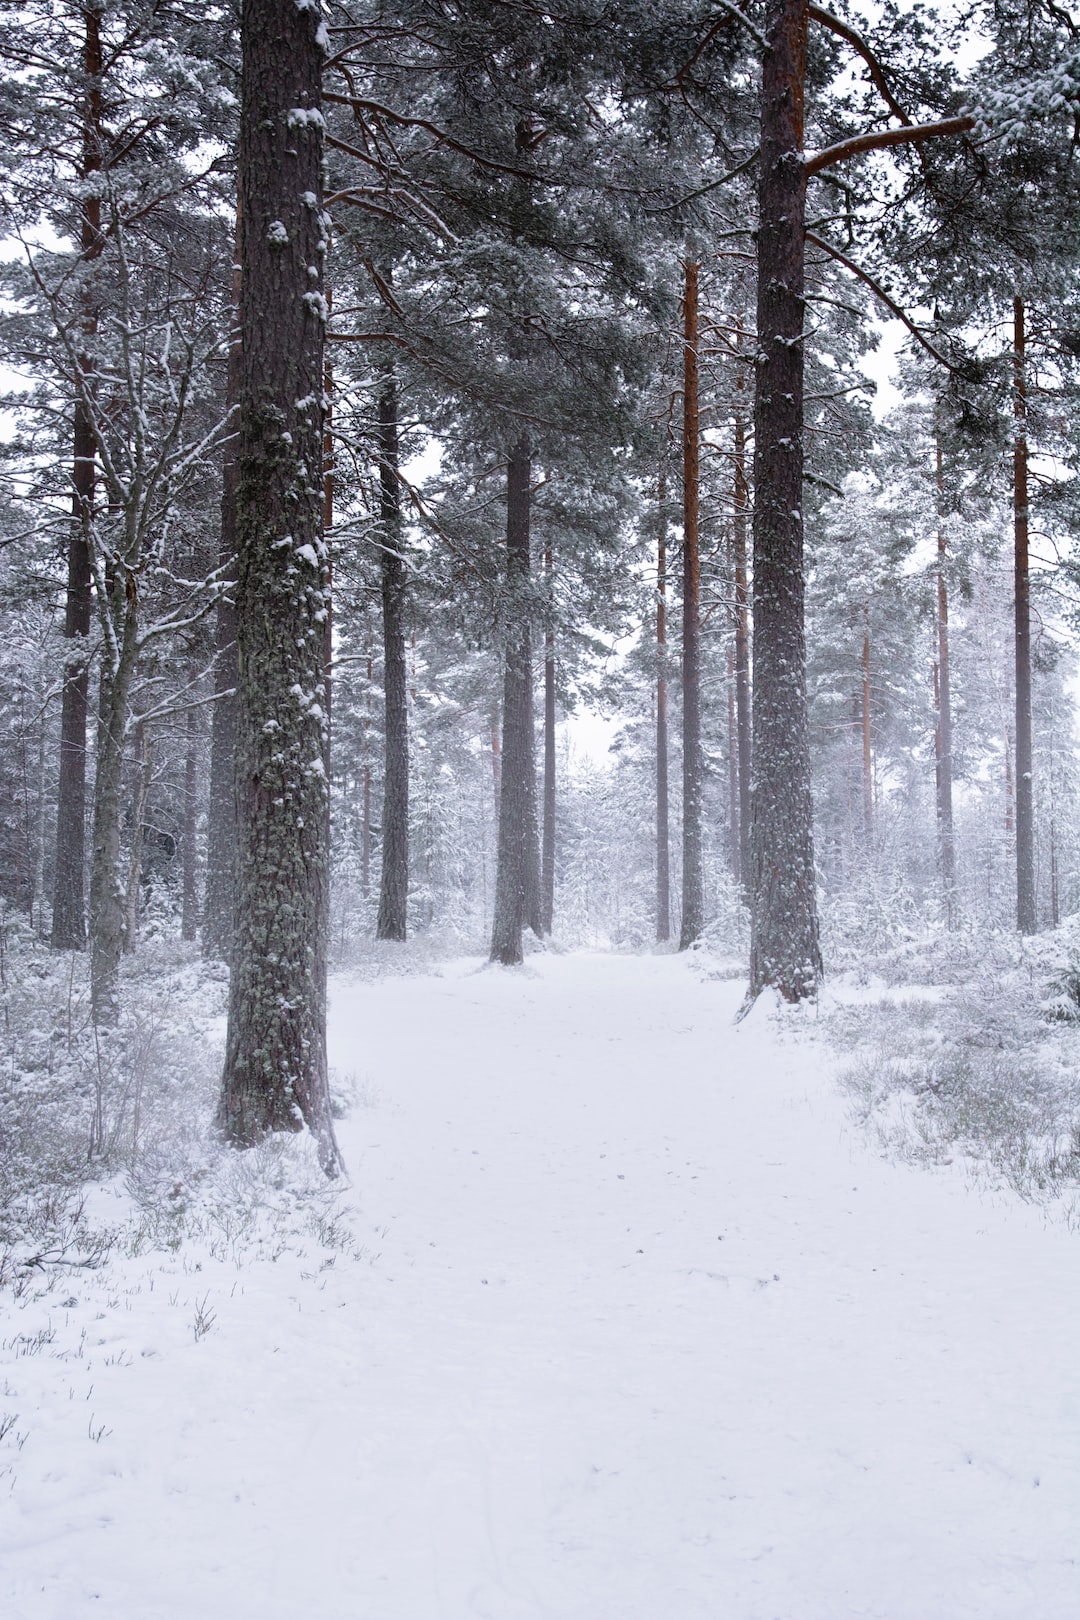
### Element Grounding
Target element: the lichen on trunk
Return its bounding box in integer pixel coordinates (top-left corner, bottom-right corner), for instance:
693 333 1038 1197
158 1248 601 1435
217 0 340 1174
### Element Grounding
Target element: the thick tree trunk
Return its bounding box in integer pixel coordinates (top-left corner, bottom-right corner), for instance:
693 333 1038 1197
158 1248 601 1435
748 0 822 1002
861 621 873 849
1013 296 1036 934
679 261 705 950
202 205 242 962
218 0 340 1173
52 6 104 951
490 437 540 964
934 431 956 917
181 695 199 942
656 472 671 942
376 368 409 941
732 386 752 888
541 544 555 935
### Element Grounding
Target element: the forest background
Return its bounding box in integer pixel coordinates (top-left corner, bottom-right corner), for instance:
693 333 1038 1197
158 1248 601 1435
2 0 1080 1207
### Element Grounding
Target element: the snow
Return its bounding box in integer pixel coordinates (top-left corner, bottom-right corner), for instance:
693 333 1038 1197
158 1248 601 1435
2 950 1078 1618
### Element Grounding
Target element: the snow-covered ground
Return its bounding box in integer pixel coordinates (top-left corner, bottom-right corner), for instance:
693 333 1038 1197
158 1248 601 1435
2 950 1078 1619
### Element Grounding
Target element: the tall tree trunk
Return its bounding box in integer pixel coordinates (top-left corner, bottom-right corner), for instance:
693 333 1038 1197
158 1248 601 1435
727 646 740 883
122 719 152 954
89 605 137 1023
52 5 104 951
376 366 409 941
490 437 540 964
656 470 671 942
491 703 502 826
541 543 555 935
680 260 705 950
748 0 822 1002
202 203 242 961
733 380 752 892
1014 295 1036 934
218 0 340 1174
934 430 956 918
181 692 199 942
861 619 873 849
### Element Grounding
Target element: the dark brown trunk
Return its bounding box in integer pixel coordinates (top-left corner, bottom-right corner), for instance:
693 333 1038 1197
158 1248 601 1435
202 203 242 961
680 261 704 950
52 6 104 950
541 544 555 935
1014 296 1036 934
733 376 752 892
656 471 671 942
490 437 540 963
376 366 409 940
181 692 199 942
934 430 956 916
748 0 822 1002
218 0 340 1174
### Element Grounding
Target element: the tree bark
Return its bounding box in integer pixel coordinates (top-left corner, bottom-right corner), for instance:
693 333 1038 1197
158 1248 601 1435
679 260 705 950
376 366 409 940
748 0 822 1002
727 645 740 883
490 437 540 963
732 375 752 889
52 4 104 951
122 719 152 954
934 429 956 917
861 620 873 849
89 593 138 1023
202 204 242 962
541 543 555 935
1013 295 1036 934
181 691 199 942
218 0 340 1174
656 470 671 942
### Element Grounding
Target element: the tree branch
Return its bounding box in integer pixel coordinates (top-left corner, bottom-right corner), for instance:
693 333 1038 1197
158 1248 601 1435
807 4 911 126
805 232 960 370
805 115 974 175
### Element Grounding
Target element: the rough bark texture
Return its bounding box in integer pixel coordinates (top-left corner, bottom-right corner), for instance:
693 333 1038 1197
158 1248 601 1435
89 598 137 1023
732 391 752 889
541 545 555 935
934 431 956 916
861 624 873 847
656 473 671 942
202 208 242 962
490 438 540 964
181 695 199 942
376 369 409 941
122 719 152 953
1013 296 1036 935
52 6 103 951
218 0 340 1173
748 0 822 1002
679 261 705 951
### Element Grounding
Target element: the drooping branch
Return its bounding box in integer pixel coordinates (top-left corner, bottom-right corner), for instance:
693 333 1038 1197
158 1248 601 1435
806 230 959 370
807 4 911 126
805 115 974 175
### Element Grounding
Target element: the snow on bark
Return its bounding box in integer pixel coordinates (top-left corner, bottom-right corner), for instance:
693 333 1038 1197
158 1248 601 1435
217 0 340 1173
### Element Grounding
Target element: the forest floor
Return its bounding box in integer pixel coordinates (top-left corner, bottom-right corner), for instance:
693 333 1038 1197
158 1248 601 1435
1 948 1078 1619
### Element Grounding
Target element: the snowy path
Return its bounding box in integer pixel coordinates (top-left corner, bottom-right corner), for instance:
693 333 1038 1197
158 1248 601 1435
3 951 1079 1618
